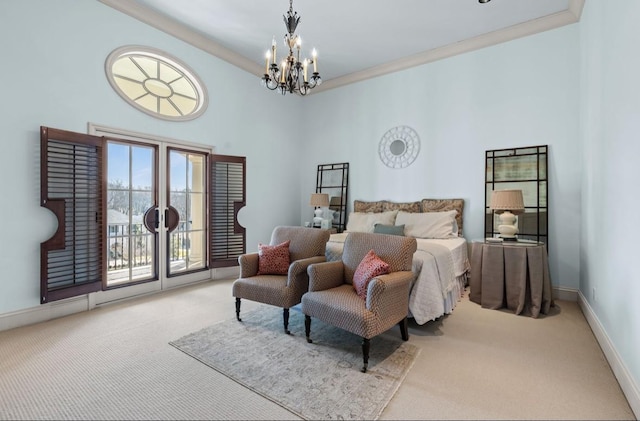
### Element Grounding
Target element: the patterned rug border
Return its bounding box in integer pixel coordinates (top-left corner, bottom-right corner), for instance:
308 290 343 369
169 307 420 420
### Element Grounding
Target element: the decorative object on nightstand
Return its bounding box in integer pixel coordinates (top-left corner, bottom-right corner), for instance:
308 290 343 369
320 219 332 230
490 189 524 241
322 207 335 223
310 193 329 227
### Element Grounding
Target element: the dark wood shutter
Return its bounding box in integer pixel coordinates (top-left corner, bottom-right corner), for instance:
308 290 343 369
40 126 105 303
209 154 246 268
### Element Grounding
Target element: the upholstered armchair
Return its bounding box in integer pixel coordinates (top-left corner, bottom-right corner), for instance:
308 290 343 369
232 226 330 334
301 232 417 372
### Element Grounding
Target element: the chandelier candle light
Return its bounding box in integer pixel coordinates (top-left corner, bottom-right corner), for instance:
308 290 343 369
262 0 322 95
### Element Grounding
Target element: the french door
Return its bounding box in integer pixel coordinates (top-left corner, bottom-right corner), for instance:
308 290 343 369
166 148 208 276
40 126 245 304
105 143 209 287
106 141 157 286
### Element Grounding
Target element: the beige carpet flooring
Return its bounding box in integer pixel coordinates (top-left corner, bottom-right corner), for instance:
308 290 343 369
0 278 635 420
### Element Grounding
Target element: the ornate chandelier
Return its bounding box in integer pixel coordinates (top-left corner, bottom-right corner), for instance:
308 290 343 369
261 0 322 96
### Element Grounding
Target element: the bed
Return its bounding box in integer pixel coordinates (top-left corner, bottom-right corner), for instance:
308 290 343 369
325 199 470 325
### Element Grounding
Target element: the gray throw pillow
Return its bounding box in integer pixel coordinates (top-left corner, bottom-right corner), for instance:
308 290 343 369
373 223 405 236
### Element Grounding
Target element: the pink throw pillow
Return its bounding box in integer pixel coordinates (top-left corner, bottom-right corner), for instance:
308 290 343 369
353 249 390 300
257 240 291 275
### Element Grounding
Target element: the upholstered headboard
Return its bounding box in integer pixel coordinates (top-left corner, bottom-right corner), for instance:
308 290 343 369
353 198 465 236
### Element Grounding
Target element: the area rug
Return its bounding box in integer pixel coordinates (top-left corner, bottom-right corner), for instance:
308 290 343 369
169 306 420 420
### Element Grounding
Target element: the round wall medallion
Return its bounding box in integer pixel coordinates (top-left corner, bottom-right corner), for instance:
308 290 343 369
378 126 421 169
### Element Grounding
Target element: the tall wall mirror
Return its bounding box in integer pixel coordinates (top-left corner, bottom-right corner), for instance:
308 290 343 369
485 145 548 245
316 163 349 233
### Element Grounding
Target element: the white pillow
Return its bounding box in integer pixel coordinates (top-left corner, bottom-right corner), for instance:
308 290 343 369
396 210 459 239
346 210 398 233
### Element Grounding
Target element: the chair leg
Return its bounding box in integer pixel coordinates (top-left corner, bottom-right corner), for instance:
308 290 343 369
305 315 313 343
283 308 291 335
361 338 370 373
235 297 242 322
399 317 409 341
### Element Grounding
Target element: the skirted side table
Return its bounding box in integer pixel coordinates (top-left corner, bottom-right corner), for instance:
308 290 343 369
469 240 553 318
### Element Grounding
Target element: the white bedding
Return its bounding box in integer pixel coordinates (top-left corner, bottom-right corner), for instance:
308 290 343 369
325 233 470 324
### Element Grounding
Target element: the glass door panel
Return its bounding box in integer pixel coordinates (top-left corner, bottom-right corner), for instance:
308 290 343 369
168 149 207 276
106 142 156 286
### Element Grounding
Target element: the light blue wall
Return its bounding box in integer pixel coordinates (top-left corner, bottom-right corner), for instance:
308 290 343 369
301 25 581 293
580 0 640 405
1 0 638 409
0 0 303 313
299 8 640 405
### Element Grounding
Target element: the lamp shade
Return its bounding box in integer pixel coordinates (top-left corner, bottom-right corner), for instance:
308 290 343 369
490 190 524 215
309 193 329 207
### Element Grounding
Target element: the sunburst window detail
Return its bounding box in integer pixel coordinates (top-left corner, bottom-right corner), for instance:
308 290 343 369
106 46 208 121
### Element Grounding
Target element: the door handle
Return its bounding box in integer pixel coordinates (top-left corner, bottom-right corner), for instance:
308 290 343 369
143 206 159 233
165 205 180 233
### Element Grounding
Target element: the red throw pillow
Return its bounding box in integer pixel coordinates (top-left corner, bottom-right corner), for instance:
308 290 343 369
257 240 291 275
353 249 390 300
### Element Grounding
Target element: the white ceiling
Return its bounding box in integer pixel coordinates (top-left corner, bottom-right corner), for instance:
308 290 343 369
100 0 584 93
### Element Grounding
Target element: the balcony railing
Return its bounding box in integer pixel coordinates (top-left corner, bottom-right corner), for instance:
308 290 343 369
106 221 206 287
108 223 153 270
107 222 193 271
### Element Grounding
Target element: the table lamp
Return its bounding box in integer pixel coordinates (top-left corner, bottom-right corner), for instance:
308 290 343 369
490 189 524 241
309 193 329 226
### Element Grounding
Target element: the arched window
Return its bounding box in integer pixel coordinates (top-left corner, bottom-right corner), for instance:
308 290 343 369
105 45 208 121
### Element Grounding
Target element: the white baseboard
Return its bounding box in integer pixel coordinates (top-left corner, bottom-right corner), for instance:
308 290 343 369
578 291 640 419
553 286 579 302
0 295 90 333
0 279 578 333
0 266 239 333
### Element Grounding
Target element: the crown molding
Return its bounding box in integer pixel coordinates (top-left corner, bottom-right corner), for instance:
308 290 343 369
99 0 584 95
98 0 263 76
313 0 585 94
568 0 586 20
